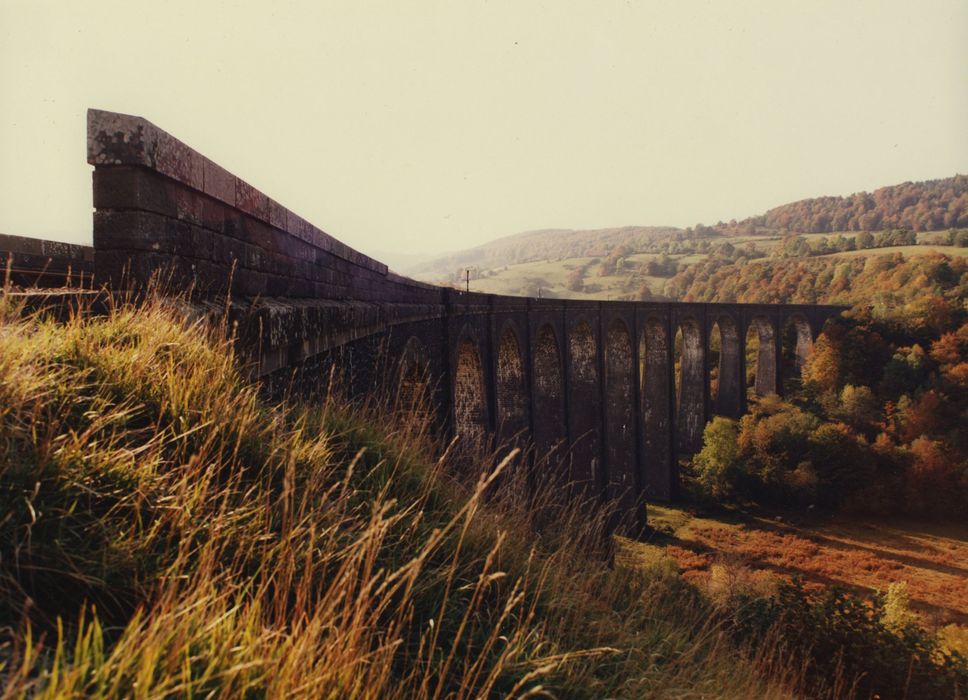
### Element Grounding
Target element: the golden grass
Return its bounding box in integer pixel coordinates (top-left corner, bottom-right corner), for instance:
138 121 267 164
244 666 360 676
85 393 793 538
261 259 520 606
0 292 796 699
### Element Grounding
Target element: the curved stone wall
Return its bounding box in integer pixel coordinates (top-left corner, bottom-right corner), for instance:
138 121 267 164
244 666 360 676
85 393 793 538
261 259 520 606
76 108 849 528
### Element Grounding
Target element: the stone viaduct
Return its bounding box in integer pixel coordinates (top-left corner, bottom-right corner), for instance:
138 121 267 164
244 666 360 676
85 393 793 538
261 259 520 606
0 109 844 527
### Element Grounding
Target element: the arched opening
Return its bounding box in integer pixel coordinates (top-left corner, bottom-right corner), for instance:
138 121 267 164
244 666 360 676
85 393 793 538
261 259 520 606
454 337 487 457
496 325 527 439
396 337 430 422
639 318 673 500
605 318 635 510
675 318 704 455
746 316 777 398
568 320 600 490
533 324 566 478
711 315 741 418
781 314 814 392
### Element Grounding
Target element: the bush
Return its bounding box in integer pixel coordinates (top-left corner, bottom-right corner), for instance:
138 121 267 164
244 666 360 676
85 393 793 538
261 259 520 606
729 579 968 700
691 417 742 499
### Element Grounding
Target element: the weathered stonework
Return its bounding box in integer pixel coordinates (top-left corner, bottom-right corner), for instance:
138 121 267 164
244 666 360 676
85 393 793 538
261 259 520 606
567 318 601 492
454 337 488 462
0 109 850 534
496 326 527 439
605 318 636 516
532 323 567 483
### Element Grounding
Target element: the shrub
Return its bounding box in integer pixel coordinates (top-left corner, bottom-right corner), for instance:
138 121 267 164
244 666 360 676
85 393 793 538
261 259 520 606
729 579 968 700
691 417 742 499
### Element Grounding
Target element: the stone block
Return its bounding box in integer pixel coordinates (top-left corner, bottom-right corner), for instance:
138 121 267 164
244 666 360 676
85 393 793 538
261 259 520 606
234 268 268 298
243 242 266 271
236 179 270 222
286 211 314 242
202 157 236 204
239 217 275 252
213 235 246 266
155 129 204 190
290 278 313 298
94 249 196 292
266 275 290 297
93 166 202 224
190 225 215 260
87 109 156 167
93 210 192 253
268 200 288 230
199 196 228 234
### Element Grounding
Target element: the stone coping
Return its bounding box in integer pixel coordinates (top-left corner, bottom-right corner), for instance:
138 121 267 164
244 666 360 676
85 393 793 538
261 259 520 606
88 108 396 278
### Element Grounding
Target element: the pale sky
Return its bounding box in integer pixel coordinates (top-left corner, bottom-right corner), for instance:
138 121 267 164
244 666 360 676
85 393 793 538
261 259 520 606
1 0 966 259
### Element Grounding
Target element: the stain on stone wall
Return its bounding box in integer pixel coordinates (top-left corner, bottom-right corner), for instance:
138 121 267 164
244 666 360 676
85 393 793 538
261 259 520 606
676 318 704 455
790 314 813 372
640 318 673 500
532 324 566 482
567 320 601 491
749 316 777 396
605 318 635 512
496 325 527 439
712 315 742 418
396 336 431 421
454 337 487 461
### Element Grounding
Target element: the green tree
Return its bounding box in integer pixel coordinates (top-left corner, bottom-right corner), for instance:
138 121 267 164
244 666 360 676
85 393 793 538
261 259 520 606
857 231 875 249
692 417 742 498
837 384 880 431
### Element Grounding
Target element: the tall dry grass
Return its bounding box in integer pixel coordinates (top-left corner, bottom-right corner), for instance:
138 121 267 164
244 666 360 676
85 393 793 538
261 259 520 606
0 291 795 698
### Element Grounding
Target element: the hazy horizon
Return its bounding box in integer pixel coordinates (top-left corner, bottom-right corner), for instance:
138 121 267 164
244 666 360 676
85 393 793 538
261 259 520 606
2 0 966 260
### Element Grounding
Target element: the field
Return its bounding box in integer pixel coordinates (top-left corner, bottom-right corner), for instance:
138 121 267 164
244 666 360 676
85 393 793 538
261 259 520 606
467 254 677 300
623 505 968 628
459 235 966 301
822 244 968 259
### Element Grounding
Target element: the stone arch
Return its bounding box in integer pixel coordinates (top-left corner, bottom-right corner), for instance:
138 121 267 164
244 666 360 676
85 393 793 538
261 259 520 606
781 313 814 389
396 336 430 418
567 319 600 490
639 317 673 500
496 322 527 440
605 318 636 511
675 317 704 455
710 315 742 418
746 315 778 397
454 334 487 457
532 323 566 477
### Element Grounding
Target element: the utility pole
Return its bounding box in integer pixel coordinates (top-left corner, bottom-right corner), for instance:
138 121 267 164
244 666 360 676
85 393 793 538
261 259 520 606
465 269 470 293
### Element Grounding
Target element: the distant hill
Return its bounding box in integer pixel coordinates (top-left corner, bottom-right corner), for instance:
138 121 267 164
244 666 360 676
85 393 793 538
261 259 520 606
404 226 682 279
718 174 968 236
410 175 968 283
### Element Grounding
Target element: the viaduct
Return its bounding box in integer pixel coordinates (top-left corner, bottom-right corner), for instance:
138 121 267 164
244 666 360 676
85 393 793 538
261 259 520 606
0 109 844 528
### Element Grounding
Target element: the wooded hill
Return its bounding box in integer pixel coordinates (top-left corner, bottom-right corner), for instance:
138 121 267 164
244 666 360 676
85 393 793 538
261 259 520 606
405 225 680 278
410 174 967 281
720 174 968 236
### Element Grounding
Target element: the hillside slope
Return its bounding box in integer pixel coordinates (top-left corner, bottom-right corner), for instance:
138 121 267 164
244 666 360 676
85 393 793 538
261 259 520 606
405 226 681 279
410 174 967 288
0 295 791 698
722 174 968 236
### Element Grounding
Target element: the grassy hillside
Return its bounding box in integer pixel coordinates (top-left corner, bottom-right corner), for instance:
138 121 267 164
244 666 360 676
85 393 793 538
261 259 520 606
405 226 681 280
0 295 803 698
437 232 966 302
409 174 968 297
